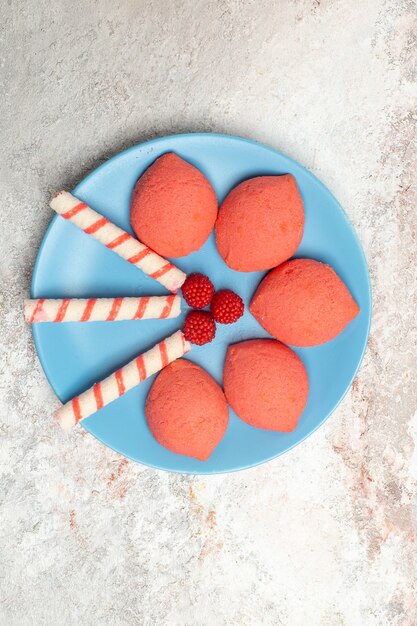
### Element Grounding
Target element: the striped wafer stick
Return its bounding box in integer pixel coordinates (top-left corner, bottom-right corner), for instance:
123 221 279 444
24 295 180 323
56 330 191 429
50 191 186 293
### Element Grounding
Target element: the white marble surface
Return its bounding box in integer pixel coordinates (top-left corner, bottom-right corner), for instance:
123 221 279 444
1 1 416 624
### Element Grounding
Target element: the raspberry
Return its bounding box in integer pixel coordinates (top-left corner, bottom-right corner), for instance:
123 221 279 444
211 289 244 324
181 273 214 309
183 310 216 345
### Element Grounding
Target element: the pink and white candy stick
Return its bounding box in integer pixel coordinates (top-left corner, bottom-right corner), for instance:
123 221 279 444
56 330 191 429
50 191 186 293
24 295 180 323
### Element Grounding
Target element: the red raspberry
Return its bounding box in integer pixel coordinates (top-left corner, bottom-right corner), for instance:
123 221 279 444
183 310 216 345
211 289 244 324
181 273 214 309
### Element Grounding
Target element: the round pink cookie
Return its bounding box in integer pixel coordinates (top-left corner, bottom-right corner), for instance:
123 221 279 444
223 339 308 432
131 153 218 258
146 360 229 461
250 258 360 347
215 175 304 271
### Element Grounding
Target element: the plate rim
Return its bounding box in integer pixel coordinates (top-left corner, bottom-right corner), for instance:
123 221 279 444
31 132 372 474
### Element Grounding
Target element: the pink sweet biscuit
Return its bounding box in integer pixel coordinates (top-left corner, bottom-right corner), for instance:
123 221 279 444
223 339 308 432
250 259 360 347
215 175 304 271
131 153 218 258
146 360 229 461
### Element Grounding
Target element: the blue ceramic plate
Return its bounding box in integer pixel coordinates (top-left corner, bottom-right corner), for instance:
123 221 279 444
32 133 371 473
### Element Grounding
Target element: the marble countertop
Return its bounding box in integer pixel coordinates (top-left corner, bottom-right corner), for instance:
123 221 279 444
1 1 416 624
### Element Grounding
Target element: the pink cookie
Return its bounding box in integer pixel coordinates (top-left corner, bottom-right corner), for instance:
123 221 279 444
250 259 360 346
131 153 218 258
215 175 304 271
146 360 229 461
224 339 308 432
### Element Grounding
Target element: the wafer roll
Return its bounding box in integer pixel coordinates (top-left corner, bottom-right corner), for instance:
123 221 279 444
24 295 180 323
56 330 191 429
50 191 186 292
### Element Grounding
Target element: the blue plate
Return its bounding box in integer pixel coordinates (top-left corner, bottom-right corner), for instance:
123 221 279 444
32 133 371 474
